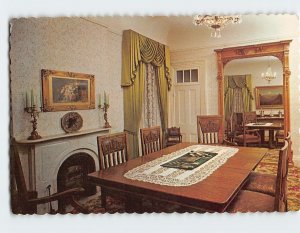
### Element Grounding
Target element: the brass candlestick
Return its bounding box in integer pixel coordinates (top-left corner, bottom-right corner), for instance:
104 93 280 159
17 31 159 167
24 104 42 140
98 103 111 128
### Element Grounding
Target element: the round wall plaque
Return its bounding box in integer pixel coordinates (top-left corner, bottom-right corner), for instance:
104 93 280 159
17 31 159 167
61 112 83 133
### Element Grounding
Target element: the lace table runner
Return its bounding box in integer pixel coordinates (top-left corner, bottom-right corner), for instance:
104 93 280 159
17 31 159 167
124 145 239 186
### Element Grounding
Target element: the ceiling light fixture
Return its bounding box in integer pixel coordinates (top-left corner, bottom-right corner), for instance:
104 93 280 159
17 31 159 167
261 61 277 83
193 15 242 38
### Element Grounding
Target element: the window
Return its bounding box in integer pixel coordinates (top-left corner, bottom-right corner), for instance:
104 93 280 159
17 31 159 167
176 69 198 83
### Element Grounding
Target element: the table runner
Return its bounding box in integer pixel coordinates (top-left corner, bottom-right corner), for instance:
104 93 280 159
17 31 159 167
124 145 239 186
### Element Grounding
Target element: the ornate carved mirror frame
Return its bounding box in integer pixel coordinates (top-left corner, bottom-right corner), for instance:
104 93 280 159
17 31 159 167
215 40 292 136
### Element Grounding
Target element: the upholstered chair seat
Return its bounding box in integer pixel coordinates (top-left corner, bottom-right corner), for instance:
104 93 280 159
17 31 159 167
243 172 276 196
227 190 275 213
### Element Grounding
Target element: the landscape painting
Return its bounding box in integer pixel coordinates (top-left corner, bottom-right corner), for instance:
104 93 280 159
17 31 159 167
255 85 283 109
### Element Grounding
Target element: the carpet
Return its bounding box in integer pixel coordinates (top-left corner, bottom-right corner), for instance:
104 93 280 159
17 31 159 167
254 149 300 211
82 149 300 213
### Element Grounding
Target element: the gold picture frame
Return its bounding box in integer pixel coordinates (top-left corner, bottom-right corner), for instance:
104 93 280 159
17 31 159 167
255 85 284 109
41 69 95 112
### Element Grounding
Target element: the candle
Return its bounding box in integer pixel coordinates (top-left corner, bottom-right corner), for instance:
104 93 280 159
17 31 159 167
25 91 29 108
104 91 106 104
99 93 102 105
107 94 109 105
31 89 34 107
40 89 42 109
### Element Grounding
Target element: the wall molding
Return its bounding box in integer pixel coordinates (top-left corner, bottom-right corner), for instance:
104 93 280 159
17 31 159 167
170 34 296 53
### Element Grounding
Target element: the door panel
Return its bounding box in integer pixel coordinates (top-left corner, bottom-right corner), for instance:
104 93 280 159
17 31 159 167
174 84 201 142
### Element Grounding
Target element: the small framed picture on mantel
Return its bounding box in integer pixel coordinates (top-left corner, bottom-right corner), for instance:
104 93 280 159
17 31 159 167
41 69 95 112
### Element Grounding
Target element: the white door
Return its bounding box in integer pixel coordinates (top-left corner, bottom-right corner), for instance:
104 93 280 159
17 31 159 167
174 84 201 142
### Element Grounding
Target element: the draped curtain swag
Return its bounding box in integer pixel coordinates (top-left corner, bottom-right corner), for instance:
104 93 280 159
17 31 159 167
122 30 171 158
224 75 254 122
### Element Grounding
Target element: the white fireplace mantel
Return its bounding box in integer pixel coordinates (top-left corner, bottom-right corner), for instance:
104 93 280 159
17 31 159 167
15 127 110 214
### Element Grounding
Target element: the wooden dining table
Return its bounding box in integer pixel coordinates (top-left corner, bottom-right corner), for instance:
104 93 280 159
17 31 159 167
88 142 268 213
245 122 283 148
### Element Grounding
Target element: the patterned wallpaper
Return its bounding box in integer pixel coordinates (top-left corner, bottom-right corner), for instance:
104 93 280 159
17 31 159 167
10 17 124 140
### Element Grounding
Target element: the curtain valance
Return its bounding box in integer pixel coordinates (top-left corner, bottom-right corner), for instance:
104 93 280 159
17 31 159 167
121 30 171 90
224 75 254 100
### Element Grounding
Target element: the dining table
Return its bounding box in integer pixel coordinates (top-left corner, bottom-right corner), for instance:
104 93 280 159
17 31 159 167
245 122 283 148
88 142 268 213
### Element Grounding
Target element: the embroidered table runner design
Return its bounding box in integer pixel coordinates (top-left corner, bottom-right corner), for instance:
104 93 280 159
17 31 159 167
124 145 239 186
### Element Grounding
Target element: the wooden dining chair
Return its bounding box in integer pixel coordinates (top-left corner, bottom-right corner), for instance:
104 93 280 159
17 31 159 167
140 126 162 156
97 132 129 170
243 132 291 196
197 115 237 146
11 138 89 214
234 111 261 147
227 140 289 213
97 132 129 212
165 127 182 147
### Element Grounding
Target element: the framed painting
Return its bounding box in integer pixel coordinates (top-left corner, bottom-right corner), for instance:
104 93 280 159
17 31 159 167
255 85 283 109
41 69 95 111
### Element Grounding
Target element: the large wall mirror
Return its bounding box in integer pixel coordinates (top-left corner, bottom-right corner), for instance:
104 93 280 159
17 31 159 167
215 40 291 137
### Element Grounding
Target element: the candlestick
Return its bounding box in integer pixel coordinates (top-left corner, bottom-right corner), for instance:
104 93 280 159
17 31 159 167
98 102 111 128
24 104 42 140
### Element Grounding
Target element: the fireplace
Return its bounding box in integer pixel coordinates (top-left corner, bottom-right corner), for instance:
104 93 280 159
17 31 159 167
15 128 109 214
57 152 96 212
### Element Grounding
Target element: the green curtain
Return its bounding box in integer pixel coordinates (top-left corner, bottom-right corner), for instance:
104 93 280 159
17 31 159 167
224 75 254 122
121 30 171 158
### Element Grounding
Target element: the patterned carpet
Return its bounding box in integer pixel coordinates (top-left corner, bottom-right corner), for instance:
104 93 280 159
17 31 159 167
81 149 300 213
254 149 300 211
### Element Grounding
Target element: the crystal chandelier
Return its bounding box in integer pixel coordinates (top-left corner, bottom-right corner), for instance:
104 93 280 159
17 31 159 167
193 15 242 38
261 64 277 83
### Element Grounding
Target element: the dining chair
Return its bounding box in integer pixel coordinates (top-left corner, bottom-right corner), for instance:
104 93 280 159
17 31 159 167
97 132 129 212
165 127 182 147
243 132 291 196
97 132 129 170
227 140 289 213
140 126 162 156
234 111 261 147
11 138 89 214
226 112 244 142
197 115 237 146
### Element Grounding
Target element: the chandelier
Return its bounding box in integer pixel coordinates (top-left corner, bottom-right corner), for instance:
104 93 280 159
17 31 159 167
193 15 242 38
261 64 277 83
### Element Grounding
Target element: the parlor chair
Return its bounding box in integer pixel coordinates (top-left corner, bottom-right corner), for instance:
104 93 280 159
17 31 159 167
140 126 162 156
243 132 291 197
234 111 261 147
97 132 129 212
197 115 237 146
227 140 289 213
11 138 89 214
165 127 182 147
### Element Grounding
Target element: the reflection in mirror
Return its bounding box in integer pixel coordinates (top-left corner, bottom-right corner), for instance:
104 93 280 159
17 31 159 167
223 56 284 147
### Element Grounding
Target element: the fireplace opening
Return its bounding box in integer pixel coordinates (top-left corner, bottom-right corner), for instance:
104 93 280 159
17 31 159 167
57 153 96 211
